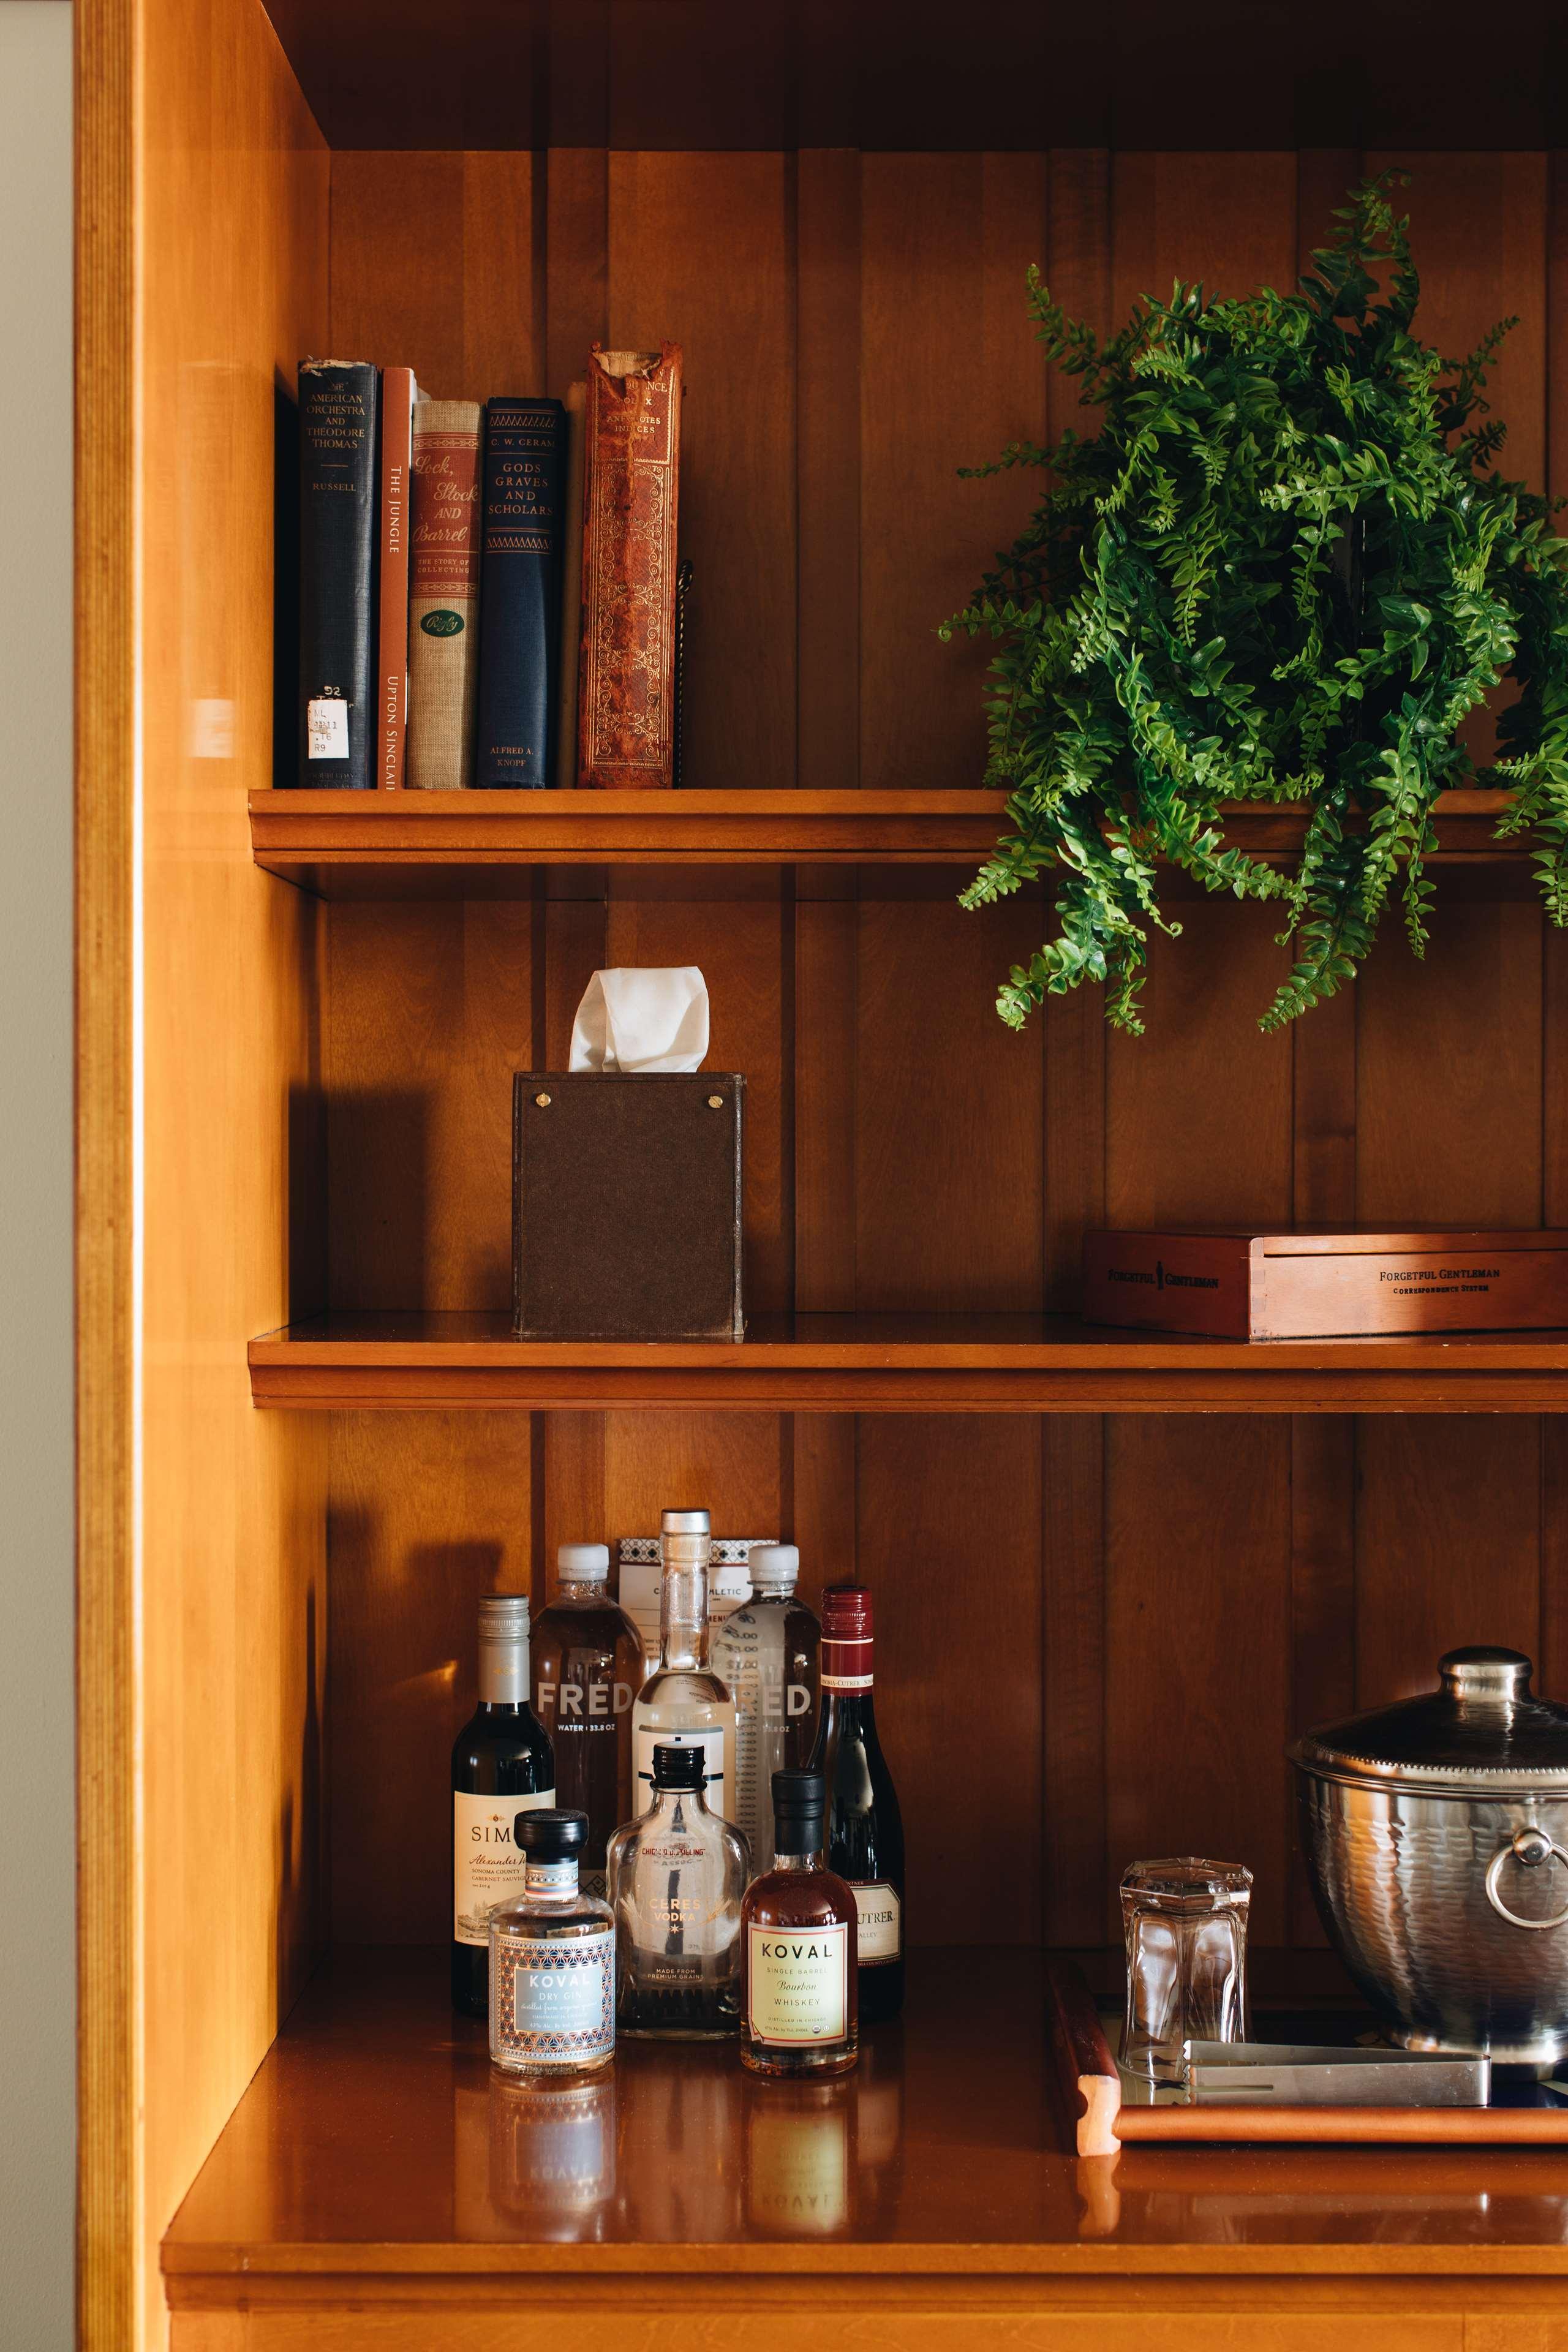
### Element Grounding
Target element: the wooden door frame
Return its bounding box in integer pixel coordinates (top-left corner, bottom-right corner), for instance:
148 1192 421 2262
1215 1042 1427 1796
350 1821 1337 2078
76 0 140 2342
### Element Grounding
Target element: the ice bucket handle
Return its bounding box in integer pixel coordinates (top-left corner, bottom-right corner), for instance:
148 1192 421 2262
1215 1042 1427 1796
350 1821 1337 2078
1485 1827 1568 1931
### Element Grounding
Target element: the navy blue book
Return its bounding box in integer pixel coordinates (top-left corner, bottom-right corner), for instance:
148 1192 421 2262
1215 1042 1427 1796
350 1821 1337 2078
296 359 380 788
475 396 567 788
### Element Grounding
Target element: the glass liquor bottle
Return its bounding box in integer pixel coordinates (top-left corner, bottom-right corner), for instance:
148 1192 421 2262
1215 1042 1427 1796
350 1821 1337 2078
741 1768 859 2078
488 1808 614 2079
606 1743 749 2037
532 1542 644 1900
451 1593 556 2018
809 1582 905 2024
712 1544 820 1879
630 1507 739 1823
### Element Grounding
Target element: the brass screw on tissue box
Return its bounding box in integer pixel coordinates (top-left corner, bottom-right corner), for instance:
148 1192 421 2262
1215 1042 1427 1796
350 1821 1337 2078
511 1072 745 1340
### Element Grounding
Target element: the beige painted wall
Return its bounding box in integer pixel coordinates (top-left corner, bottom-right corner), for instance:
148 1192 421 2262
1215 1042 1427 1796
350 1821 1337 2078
0 4 76 2346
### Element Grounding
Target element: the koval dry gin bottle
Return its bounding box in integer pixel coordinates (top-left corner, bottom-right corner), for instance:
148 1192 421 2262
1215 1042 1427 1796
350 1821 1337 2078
606 1743 749 2037
711 1544 820 1877
451 1593 556 2018
630 1508 739 1822
488 1808 615 2080
531 1542 644 1899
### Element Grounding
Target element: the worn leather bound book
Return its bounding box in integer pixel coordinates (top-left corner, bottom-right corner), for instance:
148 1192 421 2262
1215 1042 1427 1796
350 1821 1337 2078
297 358 379 788
407 399 483 790
476 396 567 788
1082 1229 1568 1339
578 344 682 788
376 366 419 788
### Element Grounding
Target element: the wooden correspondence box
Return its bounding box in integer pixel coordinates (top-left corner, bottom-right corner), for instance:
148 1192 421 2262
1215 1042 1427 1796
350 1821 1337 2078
513 1072 744 1340
1082 1230 1568 1340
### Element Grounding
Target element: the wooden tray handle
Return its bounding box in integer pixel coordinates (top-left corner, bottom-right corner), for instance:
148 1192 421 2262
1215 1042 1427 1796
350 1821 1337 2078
1045 1959 1122 2157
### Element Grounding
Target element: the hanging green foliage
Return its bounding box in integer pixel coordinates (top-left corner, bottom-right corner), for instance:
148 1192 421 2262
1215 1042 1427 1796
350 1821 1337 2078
944 175 1568 1034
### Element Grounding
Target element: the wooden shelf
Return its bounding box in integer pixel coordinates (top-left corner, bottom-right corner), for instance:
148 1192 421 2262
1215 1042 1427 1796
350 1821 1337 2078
249 788 1523 894
258 0 1567 155
248 1311 1568 1413
161 1945 1568 2339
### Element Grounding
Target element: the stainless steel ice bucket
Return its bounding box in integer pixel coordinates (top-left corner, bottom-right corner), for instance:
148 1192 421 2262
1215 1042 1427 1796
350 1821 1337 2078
1290 1648 1568 2064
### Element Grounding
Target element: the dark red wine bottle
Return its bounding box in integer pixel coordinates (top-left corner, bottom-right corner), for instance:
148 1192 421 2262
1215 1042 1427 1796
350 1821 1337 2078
808 1583 905 2023
451 1594 555 2017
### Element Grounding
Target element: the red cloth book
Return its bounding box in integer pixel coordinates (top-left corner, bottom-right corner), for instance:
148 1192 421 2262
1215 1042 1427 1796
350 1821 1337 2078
576 343 682 789
376 366 418 788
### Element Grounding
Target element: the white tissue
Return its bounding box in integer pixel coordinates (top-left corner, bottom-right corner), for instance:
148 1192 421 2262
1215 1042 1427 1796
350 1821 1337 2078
568 968 710 1073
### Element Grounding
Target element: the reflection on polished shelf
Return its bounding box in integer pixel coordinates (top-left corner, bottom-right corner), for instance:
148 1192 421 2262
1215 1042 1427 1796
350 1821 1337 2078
463 2019 907 2242
162 1943 1568 2296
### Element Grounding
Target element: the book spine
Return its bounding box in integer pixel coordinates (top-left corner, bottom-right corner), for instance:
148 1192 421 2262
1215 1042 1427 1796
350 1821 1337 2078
475 396 567 790
297 360 379 789
552 380 587 790
376 368 417 789
407 401 483 791
578 343 682 790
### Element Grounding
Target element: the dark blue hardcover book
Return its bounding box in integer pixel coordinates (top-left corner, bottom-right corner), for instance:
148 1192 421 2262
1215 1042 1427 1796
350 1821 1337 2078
475 396 567 788
296 359 380 788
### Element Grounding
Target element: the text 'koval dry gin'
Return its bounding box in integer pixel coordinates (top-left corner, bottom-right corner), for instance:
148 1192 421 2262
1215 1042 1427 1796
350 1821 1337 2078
451 1594 556 2018
740 1768 859 2078
630 1508 739 1823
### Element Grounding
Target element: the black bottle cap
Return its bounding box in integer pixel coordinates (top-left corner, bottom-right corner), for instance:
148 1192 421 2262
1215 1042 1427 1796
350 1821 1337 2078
652 1744 706 1790
513 1806 589 1858
771 1766 826 1833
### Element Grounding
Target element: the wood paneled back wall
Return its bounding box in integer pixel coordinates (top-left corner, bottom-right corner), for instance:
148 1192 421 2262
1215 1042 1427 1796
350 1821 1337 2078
323 148 1568 1956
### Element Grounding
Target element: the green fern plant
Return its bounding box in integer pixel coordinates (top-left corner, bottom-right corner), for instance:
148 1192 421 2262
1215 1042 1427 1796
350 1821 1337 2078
945 175 1568 1034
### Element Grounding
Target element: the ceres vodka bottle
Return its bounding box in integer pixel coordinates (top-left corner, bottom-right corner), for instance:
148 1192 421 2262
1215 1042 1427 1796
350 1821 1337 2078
711 1544 820 1877
630 1509 739 1823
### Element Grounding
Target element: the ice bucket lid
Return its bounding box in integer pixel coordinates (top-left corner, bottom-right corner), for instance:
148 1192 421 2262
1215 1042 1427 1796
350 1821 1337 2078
1290 1648 1568 1791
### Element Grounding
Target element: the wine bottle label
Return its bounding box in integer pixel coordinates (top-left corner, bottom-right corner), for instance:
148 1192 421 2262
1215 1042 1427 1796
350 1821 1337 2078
633 1724 726 1802
491 1926 614 2067
453 1788 556 1947
852 1882 902 1965
819 1632 873 1692
747 1921 848 2045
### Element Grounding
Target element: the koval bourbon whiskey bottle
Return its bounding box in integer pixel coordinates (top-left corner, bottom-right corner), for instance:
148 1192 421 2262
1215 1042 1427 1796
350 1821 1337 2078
740 1768 859 2078
630 1509 739 1822
810 1582 905 2023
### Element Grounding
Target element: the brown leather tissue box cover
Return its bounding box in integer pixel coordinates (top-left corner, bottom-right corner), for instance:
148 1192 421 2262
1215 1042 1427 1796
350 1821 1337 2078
513 1072 744 1340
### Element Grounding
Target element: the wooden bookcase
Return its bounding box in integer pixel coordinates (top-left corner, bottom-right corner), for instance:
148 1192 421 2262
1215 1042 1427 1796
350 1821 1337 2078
77 2 1568 2345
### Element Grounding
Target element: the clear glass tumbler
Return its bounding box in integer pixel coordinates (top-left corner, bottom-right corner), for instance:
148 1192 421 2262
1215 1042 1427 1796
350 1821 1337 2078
1120 1857 1252 2082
